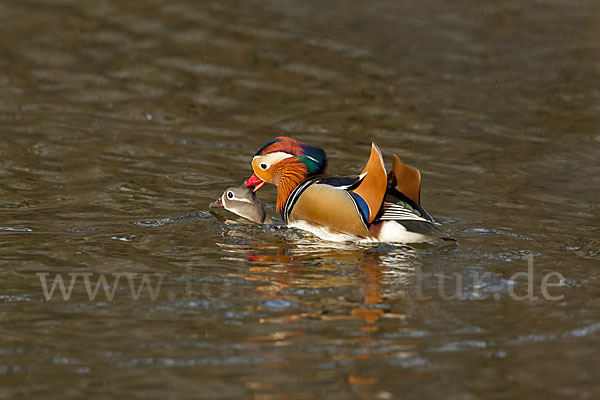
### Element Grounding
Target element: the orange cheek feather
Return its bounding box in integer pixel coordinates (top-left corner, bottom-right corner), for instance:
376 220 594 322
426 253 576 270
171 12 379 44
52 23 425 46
251 159 274 183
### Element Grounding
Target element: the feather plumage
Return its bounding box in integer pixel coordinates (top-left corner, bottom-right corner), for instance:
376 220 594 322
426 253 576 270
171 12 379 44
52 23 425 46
274 158 308 213
255 136 327 176
246 137 446 243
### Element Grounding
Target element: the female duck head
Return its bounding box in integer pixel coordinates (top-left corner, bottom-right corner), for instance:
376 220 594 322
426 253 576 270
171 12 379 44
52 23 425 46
210 186 272 224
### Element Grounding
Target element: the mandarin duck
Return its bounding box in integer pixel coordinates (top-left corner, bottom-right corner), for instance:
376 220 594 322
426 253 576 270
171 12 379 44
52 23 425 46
244 137 446 243
210 185 273 224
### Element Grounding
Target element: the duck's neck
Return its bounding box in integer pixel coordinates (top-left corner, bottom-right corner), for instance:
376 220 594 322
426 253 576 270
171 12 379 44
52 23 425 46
275 159 308 213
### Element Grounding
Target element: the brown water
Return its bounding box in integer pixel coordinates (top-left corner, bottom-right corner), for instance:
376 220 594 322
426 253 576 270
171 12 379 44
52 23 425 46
1 0 599 398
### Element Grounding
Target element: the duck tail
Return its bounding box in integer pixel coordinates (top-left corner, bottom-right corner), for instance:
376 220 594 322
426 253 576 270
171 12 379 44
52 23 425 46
388 155 421 205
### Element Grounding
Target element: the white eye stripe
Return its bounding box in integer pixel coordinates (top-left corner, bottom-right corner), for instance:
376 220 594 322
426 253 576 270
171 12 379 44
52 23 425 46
231 196 253 203
223 192 254 204
253 152 294 166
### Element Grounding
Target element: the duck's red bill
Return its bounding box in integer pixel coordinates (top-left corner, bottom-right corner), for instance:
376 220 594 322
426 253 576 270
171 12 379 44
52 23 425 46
245 173 265 192
209 197 224 208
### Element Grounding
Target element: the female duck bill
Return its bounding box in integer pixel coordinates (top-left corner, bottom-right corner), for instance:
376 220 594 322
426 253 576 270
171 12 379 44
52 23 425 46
209 197 224 208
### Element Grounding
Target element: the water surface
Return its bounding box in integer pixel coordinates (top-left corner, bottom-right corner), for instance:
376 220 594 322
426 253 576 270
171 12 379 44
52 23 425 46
0 0 599 398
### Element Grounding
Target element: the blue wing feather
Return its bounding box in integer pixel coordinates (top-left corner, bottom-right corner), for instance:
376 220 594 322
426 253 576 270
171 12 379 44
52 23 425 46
350 192 370 224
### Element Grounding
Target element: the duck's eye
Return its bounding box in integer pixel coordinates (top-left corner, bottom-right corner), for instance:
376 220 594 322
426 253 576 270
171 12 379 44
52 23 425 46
260 163 268 170
226 191 234 199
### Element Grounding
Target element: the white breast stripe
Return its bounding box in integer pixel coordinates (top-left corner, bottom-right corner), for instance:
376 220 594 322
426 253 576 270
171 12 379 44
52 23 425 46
284 179 314 223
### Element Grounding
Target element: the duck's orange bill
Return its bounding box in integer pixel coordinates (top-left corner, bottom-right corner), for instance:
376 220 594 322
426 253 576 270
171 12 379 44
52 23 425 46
245 173 265 192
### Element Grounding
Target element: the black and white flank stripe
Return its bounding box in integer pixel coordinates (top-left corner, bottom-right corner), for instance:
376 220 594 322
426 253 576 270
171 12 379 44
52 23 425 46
378 202 430 222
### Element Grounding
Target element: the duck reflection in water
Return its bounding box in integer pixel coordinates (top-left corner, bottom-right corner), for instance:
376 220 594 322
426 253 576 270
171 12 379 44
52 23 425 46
214 230 423 327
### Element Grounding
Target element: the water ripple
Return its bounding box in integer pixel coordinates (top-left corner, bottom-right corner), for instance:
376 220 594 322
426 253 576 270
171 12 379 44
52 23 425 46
134 212 211 227
0 227 32 232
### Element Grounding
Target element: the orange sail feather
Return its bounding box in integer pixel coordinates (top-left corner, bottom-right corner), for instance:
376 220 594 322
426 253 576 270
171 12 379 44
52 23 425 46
351 143 387 223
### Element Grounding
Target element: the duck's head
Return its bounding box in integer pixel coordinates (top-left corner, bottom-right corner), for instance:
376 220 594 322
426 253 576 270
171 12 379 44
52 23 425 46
245 137 327 212
210 186 272 224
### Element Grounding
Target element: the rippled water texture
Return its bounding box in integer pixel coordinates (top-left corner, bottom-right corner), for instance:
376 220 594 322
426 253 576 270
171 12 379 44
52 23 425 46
1 0 599 398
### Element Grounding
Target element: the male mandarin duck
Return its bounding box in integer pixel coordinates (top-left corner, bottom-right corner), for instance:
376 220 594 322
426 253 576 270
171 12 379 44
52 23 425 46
244 137 447 243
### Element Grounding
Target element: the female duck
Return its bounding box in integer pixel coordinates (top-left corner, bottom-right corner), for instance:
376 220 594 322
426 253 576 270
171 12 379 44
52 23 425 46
244 136 445 243
210 185 272 224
